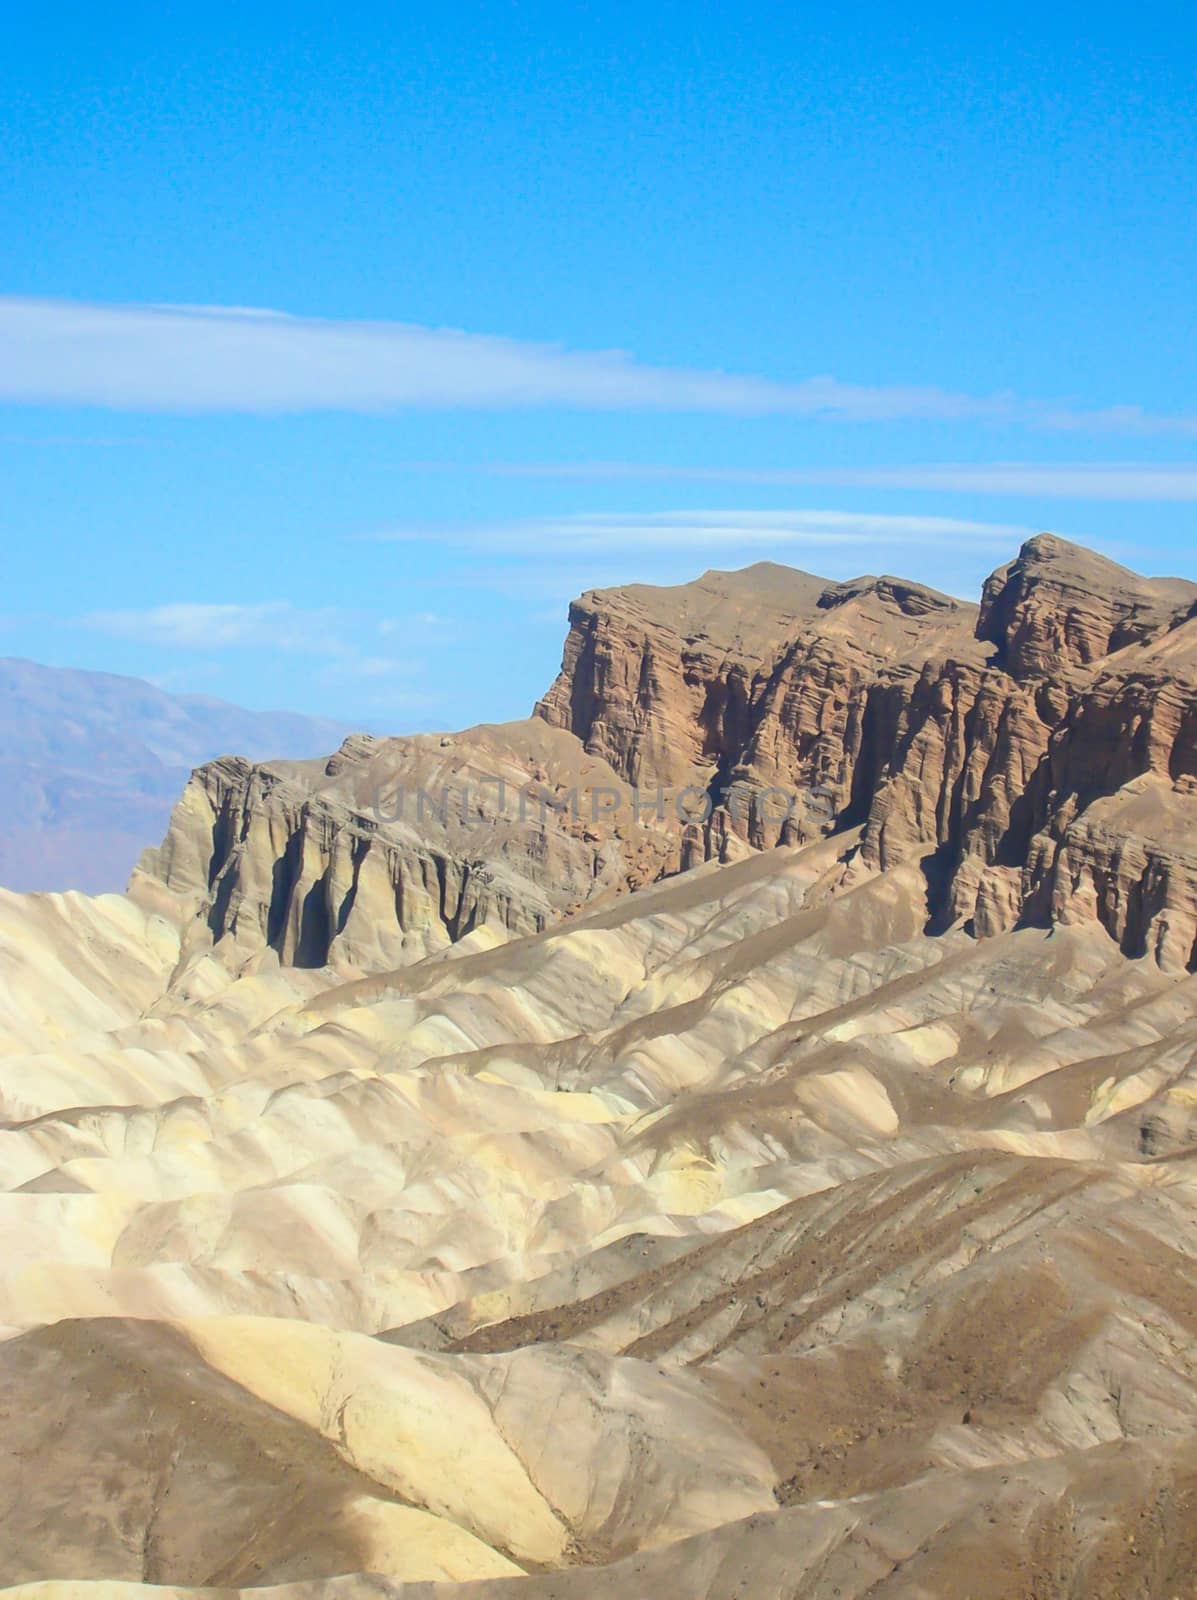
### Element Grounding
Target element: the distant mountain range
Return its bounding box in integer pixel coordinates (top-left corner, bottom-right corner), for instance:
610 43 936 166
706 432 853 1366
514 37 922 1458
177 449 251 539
0 657 353 893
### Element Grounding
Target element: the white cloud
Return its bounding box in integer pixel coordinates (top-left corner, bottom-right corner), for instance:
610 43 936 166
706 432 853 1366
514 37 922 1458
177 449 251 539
83 600 433 695
445 460 1197 501
3 296 1194 435
0 297 991 418
84 601 350 654
371 507 1033 557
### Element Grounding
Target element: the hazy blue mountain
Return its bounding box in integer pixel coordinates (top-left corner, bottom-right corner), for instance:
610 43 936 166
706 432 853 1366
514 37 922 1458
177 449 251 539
0 658 354 893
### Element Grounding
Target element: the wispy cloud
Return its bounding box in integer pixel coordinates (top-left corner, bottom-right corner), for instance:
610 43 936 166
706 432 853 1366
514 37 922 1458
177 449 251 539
82 599 443 700
0 432 174 448
370 507 1034 557
412 460 1197 501
3 296 1196 435
0 297 987 418
84 601 351 654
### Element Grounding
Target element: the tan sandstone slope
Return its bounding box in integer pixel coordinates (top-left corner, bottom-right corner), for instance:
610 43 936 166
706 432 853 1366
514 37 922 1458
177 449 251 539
3 534 1197 1598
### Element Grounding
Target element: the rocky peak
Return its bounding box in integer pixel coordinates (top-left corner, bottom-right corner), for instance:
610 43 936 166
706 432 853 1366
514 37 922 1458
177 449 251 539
531 546 1197 971
323 732 383 776
977 532 1196 679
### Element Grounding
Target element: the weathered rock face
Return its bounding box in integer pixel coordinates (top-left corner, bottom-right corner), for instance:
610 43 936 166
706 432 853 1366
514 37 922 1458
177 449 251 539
139 534 1197 975
134 721 688 971
732 577 983 833
534 562 831 787
535 535 1197 972
977 531 1196 677
537 564 985 848
1041 776 1197 970
861 548 1197 964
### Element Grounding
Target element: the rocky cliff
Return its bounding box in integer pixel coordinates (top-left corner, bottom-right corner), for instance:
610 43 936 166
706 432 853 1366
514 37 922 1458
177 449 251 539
534 561 832 787
534 534 1197 971
857 538 1197 966
138 534 1197 975
133 719 691 971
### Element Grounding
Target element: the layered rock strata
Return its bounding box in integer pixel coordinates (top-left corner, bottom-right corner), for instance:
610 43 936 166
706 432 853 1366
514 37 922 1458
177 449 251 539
537 535 1197 970
139 535 1197 974
134 720 693 971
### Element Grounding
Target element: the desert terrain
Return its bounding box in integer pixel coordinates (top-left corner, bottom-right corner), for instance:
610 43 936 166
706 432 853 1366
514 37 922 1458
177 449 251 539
2 534 1197 1597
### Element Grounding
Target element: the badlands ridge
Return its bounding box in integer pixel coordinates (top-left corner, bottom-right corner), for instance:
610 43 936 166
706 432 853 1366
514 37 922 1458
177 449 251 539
2 534 1197 1596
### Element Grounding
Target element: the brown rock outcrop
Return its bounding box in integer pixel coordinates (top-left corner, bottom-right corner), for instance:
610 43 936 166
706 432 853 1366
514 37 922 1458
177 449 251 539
134 720 684 971
535 534 1197 971
977 531 1196 677
537 563 984 847
1043 776 1197 969
534 562 831 786
138 533 1197 975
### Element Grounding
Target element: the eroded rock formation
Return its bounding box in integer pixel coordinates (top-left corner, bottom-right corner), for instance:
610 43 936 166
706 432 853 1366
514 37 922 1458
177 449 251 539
134 720 688 970
137 534 1197 976
534 561 831 786
6 534 1197 1597
535 533 1197 970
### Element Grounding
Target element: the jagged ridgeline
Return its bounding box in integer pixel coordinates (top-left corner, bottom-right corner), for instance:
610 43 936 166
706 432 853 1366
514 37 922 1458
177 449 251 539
137 534 1197 972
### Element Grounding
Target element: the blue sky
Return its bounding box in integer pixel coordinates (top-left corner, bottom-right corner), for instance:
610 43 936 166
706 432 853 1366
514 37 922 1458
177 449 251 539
2 1 1195 729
